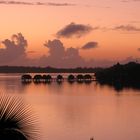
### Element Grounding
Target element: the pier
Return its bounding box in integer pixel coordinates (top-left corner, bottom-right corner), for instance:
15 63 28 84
21 74 96 84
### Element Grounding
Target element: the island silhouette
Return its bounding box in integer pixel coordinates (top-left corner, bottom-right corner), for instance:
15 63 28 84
0 61 140 90
95 61 140 91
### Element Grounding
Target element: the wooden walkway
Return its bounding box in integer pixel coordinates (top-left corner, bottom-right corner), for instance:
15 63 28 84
21 74 96 83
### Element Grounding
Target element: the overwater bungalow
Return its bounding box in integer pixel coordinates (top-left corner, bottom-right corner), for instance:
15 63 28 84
42 74 52 83
68 74 75 83
56 75 64 82
21 74 32 83
76 74 84 83
84 74 92 83
33 75 43 83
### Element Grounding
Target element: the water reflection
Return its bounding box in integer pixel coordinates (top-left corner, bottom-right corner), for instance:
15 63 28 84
98 81 140 92
2 73 140 95
0 75 26 94
1 74 140 140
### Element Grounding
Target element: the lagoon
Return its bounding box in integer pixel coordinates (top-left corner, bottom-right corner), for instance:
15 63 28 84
0 73 140 140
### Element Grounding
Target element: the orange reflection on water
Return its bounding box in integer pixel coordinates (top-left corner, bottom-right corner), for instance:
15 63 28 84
1 73 140 140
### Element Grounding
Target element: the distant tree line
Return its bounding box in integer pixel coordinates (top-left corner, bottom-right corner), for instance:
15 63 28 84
0 66 102 73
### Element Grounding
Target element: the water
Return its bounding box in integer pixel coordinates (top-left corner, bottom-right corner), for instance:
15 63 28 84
0 73 140 140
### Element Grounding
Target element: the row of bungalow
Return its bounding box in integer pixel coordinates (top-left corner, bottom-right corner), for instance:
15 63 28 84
21 74 93 83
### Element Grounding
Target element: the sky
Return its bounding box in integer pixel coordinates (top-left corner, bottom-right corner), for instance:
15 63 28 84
0 0 140 67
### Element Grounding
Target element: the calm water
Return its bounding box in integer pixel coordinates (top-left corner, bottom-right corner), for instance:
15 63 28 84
0 73 140 140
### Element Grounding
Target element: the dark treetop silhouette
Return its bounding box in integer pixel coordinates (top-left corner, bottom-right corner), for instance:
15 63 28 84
0 94 39 140
95 62 140 91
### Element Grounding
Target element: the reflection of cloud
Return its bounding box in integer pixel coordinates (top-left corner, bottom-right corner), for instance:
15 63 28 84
82 42 98 50
56 22 96 38
113 25 140 32
0 1 75 6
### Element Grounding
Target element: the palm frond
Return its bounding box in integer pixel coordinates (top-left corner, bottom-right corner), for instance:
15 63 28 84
0 94 39 140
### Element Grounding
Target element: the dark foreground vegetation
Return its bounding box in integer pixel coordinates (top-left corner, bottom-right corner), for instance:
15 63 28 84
95 62 140 91
0 95 38 140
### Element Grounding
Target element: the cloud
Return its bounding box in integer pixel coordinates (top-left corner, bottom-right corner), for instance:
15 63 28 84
0 33 28 65
27 51 36 54
0 34 93 67
41 39 114 68
120 56 139 64
1 33 137 68
121 0 140 2
0 1 75 6
113 25 140 32
8 1 33 5
82 42 98 50
0 34 113 68
56 22 96 38
41 39 84 67
138 48 140 51
47 2 75 6
121 0 135 2
44 39 65 58
0 1 33 5
0 1 6 4
36 2 75 6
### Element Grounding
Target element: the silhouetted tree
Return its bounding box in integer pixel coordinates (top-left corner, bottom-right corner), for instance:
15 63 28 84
0 130 27 140
0 66 101 73
95 61 140 91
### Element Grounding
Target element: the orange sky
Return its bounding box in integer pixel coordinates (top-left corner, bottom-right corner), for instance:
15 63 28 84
0 0 140 66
